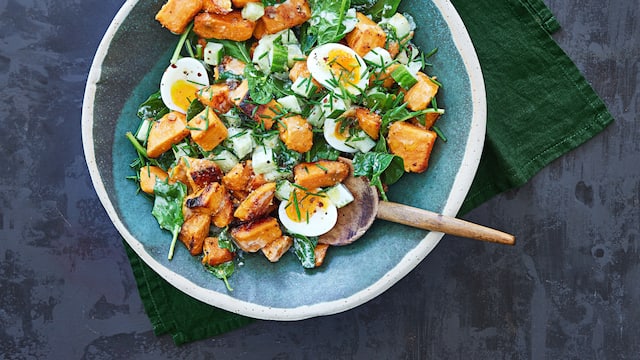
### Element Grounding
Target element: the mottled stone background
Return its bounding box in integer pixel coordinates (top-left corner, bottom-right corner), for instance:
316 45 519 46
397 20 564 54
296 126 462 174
0 0 637 358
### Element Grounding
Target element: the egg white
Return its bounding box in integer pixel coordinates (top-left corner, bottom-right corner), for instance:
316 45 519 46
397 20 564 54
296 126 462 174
278 196 338 237
160 57 210 113
307 43 369 96
323 116 358 153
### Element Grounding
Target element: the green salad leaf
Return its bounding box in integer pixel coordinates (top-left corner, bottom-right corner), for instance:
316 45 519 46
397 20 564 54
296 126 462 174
152 180 188 260
245 65 275 104
292 234 318 269
353 151 404 200
204 261 235 292
308 0 352 45
137 91 169 121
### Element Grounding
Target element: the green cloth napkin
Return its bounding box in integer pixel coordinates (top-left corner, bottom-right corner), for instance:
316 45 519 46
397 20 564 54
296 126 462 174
124 0 614 345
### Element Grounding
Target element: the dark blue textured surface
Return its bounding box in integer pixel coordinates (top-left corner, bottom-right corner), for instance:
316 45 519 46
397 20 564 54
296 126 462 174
0 0 638 358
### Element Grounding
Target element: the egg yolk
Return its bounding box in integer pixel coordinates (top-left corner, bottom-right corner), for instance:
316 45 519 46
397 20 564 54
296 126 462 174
170 79 199 111
285 188 330 223
333 117 357 141
327 48 361 89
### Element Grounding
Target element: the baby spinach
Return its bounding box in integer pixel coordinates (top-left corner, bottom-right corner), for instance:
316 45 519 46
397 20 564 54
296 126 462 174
152 180 187 260
292 234 318 269
217 39 251 64
245 65 275 104
137 91 169 121
364 0 401 21
353 151 404 201
308 0 352 45
204 261 235 292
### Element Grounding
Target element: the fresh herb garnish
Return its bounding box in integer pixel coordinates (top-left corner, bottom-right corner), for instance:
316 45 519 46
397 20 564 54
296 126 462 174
151 180 187 260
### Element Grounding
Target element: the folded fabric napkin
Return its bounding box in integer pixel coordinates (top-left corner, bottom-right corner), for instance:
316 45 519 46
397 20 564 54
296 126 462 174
124 0 614 344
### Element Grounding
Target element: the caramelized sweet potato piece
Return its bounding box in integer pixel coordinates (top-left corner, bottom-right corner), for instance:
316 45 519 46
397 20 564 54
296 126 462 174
293 160 350 189
369 63 398 89
146 112 189 158
404 72 439 111
202 0 232 14
410 111 442 130
212 192 234 228
222 161 253 192
168 157 190 186
314 243 329 267
345 12 387 57
193 11 256 41
155 0 203 34
258 0 311 35
201 237 235 266
234 182 276 221
185 158 224 191
196 84 233 113
238 98 282 130
184 182 227 216
355 107 381 140
179 213 211 256
139 166 169 194
261 235 293 262
228 79 249 105
288 61 311 82
230 216 282 252
277 115 313 153
387 121 437 173
188 107 228 151
231 0 259 7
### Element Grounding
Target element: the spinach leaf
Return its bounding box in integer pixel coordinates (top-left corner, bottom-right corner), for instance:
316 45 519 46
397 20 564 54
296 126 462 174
245 65 275 104
353 151 404 200
306 134 341 162
204 261 235 292
217 227 237 252
292 234 318 269
308 0 352 45
217 39 251 64
152 180 187 260
365 0 401 21
137 91 169 121
261 0 286 6
186 98 205 121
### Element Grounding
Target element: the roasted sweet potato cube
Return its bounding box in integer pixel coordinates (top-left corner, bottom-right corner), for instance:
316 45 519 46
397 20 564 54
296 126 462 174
228 79 249 105
139 166 169 194
231 0 260 8
234 182 276 221
193 11 256 41
410 111 442 130
212 192 234 228
230 217 282 252
239 98 282 130
314 243 329 267
146 112 189 158
258 0 311 35
184 182 227 216
278 115 313 153
222 161 252 191
155 0 203 34
179 213 211 255
288 61 311 82
369 63 398 89
202 0 232 14
355 107 381 140
168 157 190 186
184 158 224 191
188 107 228 151
201 237 235 266
404 72 439 111
196 84 233 113
261 235 293 262
387 121 437 173
293 160 350 189
345 12 387 57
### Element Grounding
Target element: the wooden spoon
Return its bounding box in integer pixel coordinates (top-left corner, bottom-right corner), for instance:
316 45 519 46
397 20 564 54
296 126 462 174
319 161 516 246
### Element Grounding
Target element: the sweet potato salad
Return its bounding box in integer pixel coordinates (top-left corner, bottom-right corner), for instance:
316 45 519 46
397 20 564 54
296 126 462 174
126 0 446 290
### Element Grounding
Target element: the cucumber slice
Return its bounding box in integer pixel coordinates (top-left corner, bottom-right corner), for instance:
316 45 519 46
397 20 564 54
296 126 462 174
251 146 277 174
275 180 295 201
210 149 239 173
321 93 349 119
241 2 264 21
203 42 224 66
325 183 354 208
291 77 317 98
135 119 152 142
391 64 418 89
269 43 289 73
277 95 302 114
345 130 376 153
380 13 414 39
226 127 255 159
363 47 393 68
306 104 324 127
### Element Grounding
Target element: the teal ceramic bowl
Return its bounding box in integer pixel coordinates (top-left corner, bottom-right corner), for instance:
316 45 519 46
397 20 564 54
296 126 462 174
82 0 485 320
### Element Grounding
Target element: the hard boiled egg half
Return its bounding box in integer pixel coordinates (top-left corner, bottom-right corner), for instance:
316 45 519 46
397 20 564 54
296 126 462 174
307 43 369 96
160 57 210 114
278 188 338 237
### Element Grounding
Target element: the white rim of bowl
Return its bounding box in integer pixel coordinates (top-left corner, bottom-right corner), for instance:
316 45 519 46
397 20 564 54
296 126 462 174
82 0 486 321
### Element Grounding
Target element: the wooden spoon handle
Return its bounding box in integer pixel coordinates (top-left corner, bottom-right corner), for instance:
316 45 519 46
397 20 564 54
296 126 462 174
376 201 516 245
